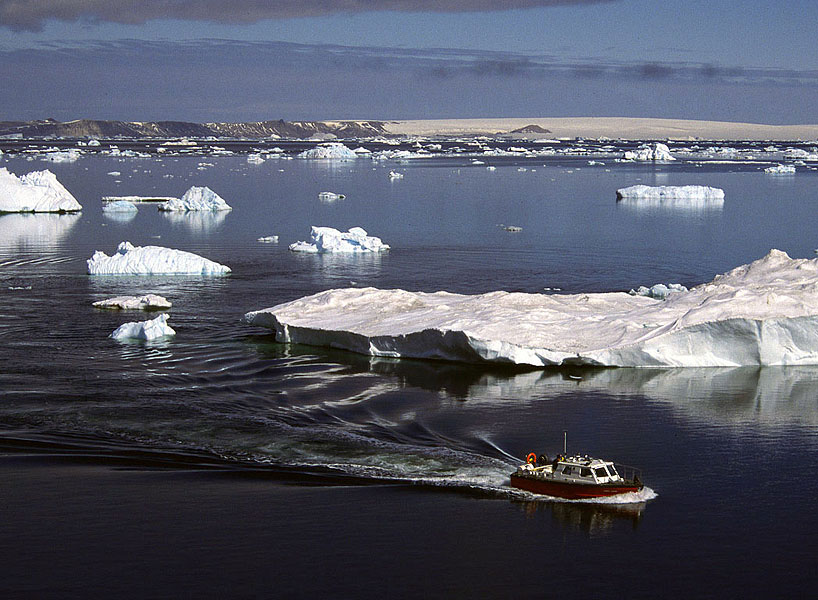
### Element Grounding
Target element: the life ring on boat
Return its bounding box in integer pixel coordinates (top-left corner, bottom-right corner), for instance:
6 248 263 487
526 452 537 465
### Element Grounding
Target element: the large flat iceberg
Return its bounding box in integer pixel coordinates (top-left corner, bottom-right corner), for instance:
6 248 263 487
244 250 818 368
158 186 231 211
87 241 231 275
0 168 82 213
289 226 390 253
617 185 725 202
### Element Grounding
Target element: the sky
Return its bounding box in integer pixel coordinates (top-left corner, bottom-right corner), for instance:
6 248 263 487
0 0 816 124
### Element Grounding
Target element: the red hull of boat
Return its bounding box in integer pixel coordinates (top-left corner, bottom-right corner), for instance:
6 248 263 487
510 473 642 500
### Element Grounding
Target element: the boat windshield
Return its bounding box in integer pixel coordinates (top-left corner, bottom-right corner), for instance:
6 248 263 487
594 467 608 478
606 465 618 477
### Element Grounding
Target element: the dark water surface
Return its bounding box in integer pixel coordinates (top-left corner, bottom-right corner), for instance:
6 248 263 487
1 146 817 598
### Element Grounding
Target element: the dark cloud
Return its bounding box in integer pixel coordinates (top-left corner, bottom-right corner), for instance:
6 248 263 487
0 0 618 31
1 39 816 123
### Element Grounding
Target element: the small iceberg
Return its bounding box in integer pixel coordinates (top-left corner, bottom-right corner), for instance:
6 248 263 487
110 313 175 341
623 143 675 161
93 294 172 310
42 150 81 163
389 171 404 180
87 241 231 275
102 200 138 213
289 226 390 254
247 154 266 164
764 164 796 174
298 143 357 159
158 186 231 211
318 191 345 202
0 168 83 213
257 235 279 243
616 185 725 201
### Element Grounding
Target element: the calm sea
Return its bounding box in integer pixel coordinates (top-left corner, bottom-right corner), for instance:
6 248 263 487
1 141 817 598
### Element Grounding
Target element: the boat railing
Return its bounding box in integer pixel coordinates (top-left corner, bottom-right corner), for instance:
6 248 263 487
614 463 643 484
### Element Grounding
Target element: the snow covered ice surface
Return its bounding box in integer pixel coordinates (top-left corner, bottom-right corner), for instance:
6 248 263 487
93 294 172 310
87 241 231 275
289 226 390 253
298 143 358 159
0 168 83 213
110 313 175 341
623 143 675 161
244 250 818 368
158 186 231 211
629 283 688 300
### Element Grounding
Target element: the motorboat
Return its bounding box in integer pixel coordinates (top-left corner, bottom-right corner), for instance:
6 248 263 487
510 448 643 500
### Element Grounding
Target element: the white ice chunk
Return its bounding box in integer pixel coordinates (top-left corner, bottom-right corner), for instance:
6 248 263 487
102 200 138 213
318 191 345 201
257 235 279 243
764 164 796 174
298 143 357 159
110 313 175 341
629 283 688 299
0 168 82 213
389 170 404 179
247 153 266 164
93 294 172 310
42 149 81 163
87 241 231 275
244 250 818 368
289 226 390 254
623 143 676 161
617 185 725 201
158 186 231 211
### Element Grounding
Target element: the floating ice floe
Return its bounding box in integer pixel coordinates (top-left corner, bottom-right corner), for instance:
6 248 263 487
764 164 796 174
389 171 404 180
616 185 725 202
158 186 231 211
298 143 357 159
502 225 523 232
0 168 82 213
247 154 266 164
318 191 345 202
102 200 138 213
629 283 688 300
289 226 390 253
110 313 175 341
244 250 818 368
102 195 176 204
623 143 675 161
87 241 231 275
42 149 81 163
93 294 172 310
257 235 279 243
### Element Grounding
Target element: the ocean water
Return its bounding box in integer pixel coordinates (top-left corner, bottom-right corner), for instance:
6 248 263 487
1 142 818 598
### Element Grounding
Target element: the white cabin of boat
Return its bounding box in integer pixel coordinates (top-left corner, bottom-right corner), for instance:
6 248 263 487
516 454 625 485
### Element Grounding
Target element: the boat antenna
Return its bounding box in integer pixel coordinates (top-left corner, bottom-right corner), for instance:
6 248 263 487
563 431 567 455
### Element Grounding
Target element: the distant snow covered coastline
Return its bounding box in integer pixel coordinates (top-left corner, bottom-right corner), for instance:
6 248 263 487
244 250 818 368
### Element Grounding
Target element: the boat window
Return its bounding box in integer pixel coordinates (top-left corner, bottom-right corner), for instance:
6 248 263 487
562 466 573 475
580 467 592 477
606 465 618 477
594 467 608 478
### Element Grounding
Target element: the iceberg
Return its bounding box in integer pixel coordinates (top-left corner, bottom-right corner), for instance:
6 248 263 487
244 250 818 368
102 200 138 213
623 143 675 161
0 168 82 213
158 186 231 211
389 171 404 180
764 164 796 174
257 235 279 243
93 294 172 310
42 150 81 163
110 313 175 341
289 226 390 254
247 153 266 164
616 185 725 201
87 241 231 275
318 191 345 202
298 143 357 159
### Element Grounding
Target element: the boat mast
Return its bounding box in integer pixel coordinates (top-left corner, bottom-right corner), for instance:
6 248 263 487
563 431 567 455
